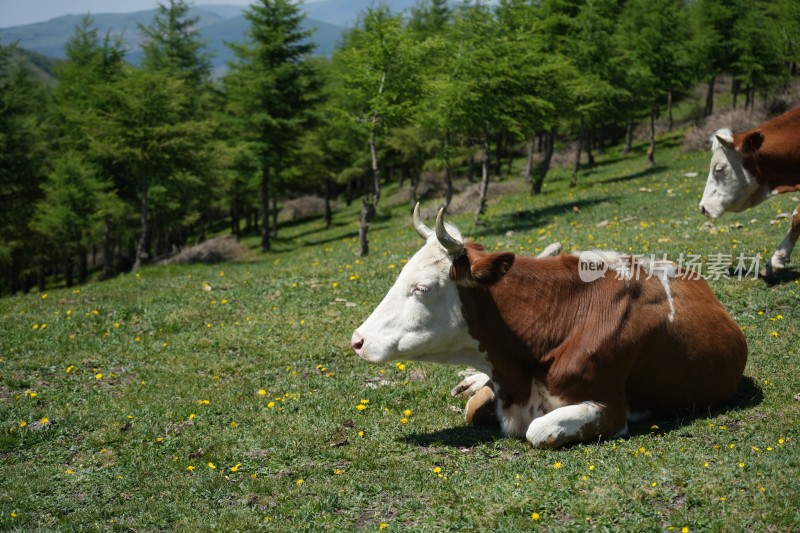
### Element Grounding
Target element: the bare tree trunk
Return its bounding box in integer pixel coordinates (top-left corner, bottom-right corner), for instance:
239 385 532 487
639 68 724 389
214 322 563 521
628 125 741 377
102 217 113 279
133 167 149 270
271 195 278 239
623 114 634 154
78 247 88 284
667 90 674 132
475 137 490 225
260 165 271 253
523 134 535 182
493 132 503 177
531 129 554 195
732 78 739 109
357 199 376 256
324 178 332 228
707 77 717 115
586 121 594 167
646 106 656 167
570 117 584 188
505 132 513 177
444 131 453 209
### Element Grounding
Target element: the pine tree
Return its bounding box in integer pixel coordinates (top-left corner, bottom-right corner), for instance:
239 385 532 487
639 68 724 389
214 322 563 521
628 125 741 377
0 43 49 293
226 0 318 252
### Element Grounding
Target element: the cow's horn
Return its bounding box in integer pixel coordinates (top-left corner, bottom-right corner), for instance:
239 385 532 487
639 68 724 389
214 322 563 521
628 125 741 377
413 203 433 240
435 207 464 255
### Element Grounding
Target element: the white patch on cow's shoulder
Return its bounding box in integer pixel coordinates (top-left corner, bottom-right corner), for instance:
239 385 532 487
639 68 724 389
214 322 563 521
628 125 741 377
496 379 566 438
525 402 611 448
639 257 677 322
573 251 677 321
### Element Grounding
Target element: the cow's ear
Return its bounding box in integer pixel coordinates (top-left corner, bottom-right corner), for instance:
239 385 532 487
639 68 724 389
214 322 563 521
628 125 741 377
738 131 763 153
470 252 515 284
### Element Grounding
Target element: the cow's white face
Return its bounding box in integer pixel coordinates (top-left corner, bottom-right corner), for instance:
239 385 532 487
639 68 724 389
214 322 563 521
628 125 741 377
351 206 486 369
699 128 768 217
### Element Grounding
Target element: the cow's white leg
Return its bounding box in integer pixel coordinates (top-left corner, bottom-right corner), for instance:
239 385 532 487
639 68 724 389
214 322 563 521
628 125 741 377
764 205 800 277
450 371 492 398
525 402 626 449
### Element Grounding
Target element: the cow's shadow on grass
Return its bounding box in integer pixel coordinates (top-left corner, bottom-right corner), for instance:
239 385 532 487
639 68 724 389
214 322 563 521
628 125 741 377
626 376 764 440
403 425 502 448
403 377 763 449
761 269 800 286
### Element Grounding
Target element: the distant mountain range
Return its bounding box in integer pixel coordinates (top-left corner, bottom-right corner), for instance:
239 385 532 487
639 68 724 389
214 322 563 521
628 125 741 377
0 1 422 77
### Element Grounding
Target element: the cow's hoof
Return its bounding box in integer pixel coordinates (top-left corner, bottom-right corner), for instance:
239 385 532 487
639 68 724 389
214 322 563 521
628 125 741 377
465 385 498 426
760 263 785 281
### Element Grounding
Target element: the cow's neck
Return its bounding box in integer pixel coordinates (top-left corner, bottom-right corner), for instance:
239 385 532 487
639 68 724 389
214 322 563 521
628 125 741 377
743 151 800 189
457 257 575 406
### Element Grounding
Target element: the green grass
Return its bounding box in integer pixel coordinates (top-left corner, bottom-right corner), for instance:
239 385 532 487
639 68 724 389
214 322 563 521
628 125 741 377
1 133 798 532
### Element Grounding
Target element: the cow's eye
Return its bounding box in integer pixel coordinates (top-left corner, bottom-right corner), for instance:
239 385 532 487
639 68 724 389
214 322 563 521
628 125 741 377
714 165 727 177
412 284 430 296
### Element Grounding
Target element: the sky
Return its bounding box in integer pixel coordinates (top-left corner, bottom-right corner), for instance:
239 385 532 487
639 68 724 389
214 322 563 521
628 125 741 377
0 0 276 28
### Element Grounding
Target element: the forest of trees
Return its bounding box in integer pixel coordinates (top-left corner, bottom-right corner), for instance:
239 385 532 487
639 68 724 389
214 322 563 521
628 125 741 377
1 0 798 294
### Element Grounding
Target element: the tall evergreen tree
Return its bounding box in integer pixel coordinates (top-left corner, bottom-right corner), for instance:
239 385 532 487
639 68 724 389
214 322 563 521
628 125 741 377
140 0 212 87
0 43 49 293
225 0 318 252
332 3 424 255
49 16 129 280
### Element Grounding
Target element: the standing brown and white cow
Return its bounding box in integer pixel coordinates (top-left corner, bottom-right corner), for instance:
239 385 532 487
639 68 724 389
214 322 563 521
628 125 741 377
699 106 800 278
351 204 747 448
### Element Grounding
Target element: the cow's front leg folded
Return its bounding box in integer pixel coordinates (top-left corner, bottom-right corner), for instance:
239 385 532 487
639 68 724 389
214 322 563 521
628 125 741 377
524 401 628 449
450 371 492 398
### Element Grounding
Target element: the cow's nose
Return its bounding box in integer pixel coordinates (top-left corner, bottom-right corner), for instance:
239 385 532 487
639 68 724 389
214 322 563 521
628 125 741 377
351 330 365 355
699 205 709 217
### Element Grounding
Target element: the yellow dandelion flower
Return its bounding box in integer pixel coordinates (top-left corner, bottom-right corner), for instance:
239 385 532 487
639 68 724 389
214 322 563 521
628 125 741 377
432 467 442 474
295 479 304 486
65 469 74 475
778 438 785 445
188 413 196 420
230 421 238 428
66 365 77 373
95 373 103 380
379 523 389 530
41 293 47 299
258 389 267 396
682 527 689 533
738 462 745 468
187 465 195 471
403 409 412 417
360 399 370 404
553 462 562 469
230 463 241 473
356 404 367 411
39 417 49 425
357 431 364 437
531 512 541 521
208 462 216 469
267 401 275 409
197 399 210 405
19 420 27 427
400 418 408 424
771 331 779 337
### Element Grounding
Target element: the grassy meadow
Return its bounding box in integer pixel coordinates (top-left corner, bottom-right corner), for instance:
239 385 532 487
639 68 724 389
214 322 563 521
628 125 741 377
1 132 798 531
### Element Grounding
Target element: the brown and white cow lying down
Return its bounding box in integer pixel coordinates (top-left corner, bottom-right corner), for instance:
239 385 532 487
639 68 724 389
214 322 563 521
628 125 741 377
351 204 747 448
699 106 800 278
